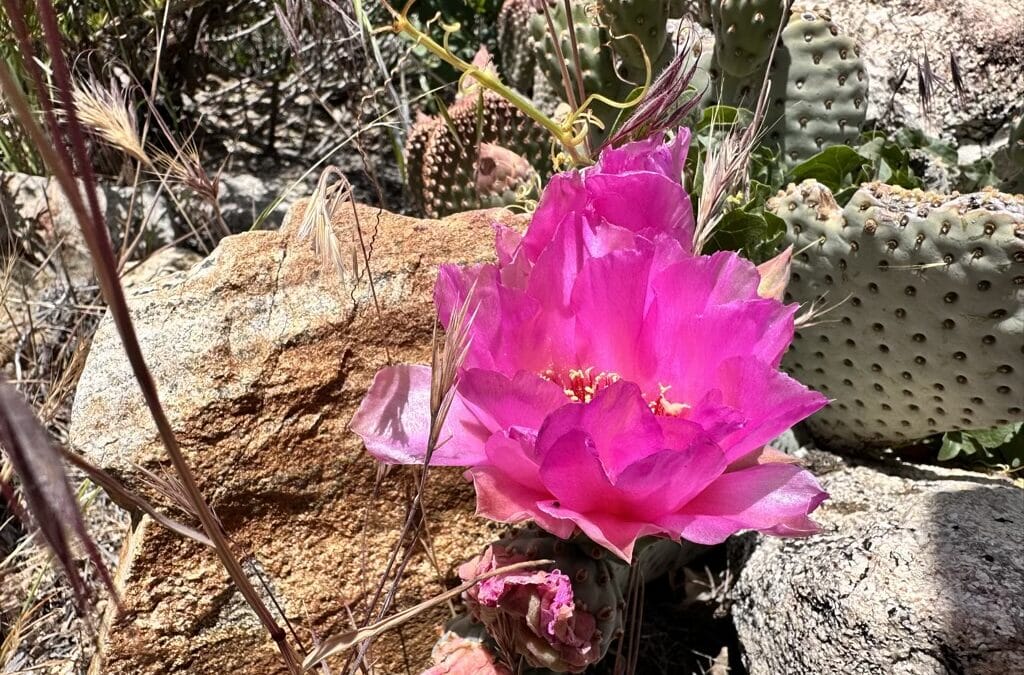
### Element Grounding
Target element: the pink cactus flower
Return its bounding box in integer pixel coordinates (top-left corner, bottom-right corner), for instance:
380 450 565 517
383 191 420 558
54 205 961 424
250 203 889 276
352 130 828 561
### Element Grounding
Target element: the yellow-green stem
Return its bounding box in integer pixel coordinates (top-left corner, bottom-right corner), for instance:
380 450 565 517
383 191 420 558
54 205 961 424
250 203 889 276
391 14 588 165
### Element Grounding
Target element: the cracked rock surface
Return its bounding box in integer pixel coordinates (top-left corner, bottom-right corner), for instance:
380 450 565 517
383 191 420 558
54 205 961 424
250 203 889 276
70 201 526 674
731 454 1024 674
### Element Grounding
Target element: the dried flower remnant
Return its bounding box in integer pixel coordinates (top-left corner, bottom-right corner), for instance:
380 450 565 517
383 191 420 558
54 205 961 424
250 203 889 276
352 130 827 561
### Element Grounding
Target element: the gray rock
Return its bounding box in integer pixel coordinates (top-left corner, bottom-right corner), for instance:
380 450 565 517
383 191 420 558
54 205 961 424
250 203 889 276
216 172 301 232
732 458 1024 674
827 0 1024 146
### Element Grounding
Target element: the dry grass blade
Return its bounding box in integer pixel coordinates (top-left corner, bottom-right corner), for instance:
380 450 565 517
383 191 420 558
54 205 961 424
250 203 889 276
58 449 213 549
0 375 118 610
348 289 477 673
692 85 770 253
0 3 301 670
302 559 554 671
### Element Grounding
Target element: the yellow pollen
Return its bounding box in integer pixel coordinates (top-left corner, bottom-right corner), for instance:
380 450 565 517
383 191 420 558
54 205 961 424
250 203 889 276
540 368 689 416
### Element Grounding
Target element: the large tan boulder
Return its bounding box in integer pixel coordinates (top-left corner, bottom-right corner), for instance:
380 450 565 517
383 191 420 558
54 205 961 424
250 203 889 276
70 202 526 674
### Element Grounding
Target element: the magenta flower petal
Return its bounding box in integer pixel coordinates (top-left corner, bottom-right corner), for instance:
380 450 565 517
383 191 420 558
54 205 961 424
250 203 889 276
457 369 569 437
350 365 488 466
668 463 828 545
583 172 694 245
706 357 829 462
353 129 829 561
537 382 664 480
596 127 691 177
570 249 654 383
522 174 587 261
536 501 664 561
471 467 577 539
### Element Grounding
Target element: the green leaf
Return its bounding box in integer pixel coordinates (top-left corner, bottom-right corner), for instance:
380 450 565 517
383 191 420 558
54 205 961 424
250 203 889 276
695 105 748 132
939 423 1024 470
787 146 871 193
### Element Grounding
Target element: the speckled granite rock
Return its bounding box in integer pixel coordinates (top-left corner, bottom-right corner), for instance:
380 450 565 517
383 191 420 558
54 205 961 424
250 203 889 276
71 201 527 674
732 456 1024 674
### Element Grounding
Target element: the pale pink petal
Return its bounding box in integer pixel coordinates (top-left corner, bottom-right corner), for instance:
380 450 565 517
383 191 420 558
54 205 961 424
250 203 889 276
469 465 576 539
756 246 793 301
536 501 664 562
350 365 488 466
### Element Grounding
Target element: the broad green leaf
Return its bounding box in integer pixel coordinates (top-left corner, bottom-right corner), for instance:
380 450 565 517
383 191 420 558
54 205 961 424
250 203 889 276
787 146 871 193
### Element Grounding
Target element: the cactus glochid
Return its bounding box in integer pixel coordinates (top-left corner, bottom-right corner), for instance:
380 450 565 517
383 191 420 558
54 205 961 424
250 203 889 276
773 179 1024 452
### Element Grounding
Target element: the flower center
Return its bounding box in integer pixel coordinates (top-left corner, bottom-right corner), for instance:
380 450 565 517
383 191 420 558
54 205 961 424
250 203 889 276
540 367 689 417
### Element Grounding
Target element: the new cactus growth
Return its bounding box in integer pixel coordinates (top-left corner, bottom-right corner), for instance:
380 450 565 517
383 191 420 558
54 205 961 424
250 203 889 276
772 180 1024 452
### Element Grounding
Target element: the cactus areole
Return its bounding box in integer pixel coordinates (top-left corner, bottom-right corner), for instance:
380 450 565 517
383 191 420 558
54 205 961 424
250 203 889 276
352 129 828 562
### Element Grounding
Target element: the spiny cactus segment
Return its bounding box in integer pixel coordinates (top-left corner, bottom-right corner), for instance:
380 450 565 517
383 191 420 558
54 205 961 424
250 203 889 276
404 88 549 218
773 179 1024 451
710 0 785 78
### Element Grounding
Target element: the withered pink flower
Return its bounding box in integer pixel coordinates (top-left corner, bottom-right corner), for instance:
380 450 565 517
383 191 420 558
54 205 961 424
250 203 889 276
459 545 599 673
422 623 512 675
352 130 828 561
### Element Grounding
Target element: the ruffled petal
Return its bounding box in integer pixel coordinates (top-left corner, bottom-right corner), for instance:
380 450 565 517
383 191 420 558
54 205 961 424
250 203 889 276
666 463 828 545
537 382 664 481
707 357 829 463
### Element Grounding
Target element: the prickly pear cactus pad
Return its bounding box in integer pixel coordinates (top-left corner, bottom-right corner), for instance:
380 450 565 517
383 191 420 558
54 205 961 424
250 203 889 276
710 0 784 78
772 180 1024 452
498 0 537 93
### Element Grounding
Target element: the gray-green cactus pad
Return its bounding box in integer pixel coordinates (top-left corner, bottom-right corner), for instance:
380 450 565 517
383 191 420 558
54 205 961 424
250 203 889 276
773 180 1024 452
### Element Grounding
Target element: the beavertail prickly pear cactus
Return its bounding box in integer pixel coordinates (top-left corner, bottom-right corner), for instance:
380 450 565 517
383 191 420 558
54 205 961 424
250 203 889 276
710 0 785 78
772 179 1024 452
706 3 868 165
404 89 549 217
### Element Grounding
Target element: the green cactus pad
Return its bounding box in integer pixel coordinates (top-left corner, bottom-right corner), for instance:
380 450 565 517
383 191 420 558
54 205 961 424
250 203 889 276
710 0 785 78
773 180 1024 452
708 5 868 166
599 0 673 74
